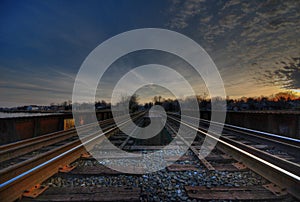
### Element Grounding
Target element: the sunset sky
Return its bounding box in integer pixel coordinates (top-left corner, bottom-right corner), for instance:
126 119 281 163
1 0 299 107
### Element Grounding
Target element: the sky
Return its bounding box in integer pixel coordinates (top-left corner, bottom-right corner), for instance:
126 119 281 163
0 0 299 107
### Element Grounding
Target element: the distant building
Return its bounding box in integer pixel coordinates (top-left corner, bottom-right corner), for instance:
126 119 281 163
27 105 39 111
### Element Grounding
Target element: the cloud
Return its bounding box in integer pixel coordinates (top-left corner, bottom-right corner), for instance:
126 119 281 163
0 65 76 106
218 13 245 29
221 0 240 10
167 0 206 29
166 0 300 98
256 57 300 90
200 15 212 23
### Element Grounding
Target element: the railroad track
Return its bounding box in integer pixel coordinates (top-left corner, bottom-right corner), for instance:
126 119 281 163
167 112 300 173
0 118 115 166
0 111 299 201
172 112 300 156
0 112 145 201
167 113 300 199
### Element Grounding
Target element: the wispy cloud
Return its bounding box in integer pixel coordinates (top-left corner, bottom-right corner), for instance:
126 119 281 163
0 65 76 106
167 0 206 29
166 0 300 97
255 57 300 90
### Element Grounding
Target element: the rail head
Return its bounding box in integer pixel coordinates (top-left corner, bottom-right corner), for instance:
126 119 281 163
167 115 300 199
0 113 145 201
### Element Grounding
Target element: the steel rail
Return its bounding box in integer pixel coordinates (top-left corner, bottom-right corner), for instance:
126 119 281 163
200 117 300 147
0 113 145 201
0 117 109 150
167 115 300 199
168 112 300 148
168 114 300 174
0 122 117 184
0 118 115 163
0 112 145 184
0 112 142 163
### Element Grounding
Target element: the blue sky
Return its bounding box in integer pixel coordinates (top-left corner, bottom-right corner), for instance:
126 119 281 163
1 0 299 106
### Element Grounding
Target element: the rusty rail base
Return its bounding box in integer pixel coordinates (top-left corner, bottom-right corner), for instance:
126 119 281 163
0 130 116 202
0 130 78 163
201 128 300 199
0 139 83 184
0 112 145 201
216 142 300 200
0 123 118 184
167 116 300 200
0 118 115 163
